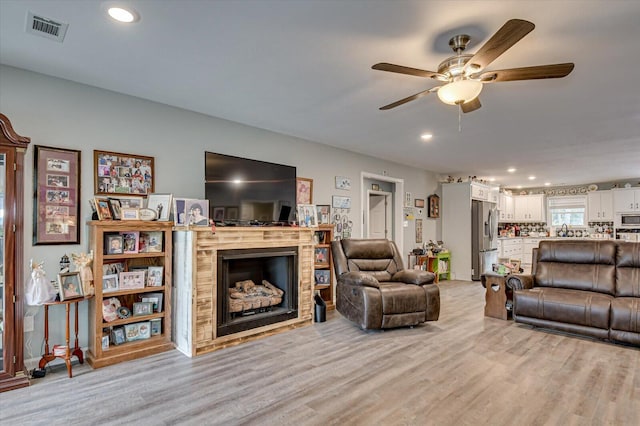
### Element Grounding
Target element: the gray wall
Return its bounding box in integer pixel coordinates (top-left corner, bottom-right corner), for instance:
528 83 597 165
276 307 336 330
0 65 440 366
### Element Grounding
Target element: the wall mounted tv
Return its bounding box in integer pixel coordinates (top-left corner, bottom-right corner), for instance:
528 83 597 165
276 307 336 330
205 151 296 225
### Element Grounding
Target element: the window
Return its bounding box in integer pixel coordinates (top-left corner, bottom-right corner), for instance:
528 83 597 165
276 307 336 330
548 196 587 227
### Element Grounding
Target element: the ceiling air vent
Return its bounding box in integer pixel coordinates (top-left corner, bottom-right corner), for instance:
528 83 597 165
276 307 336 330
25 11 68 42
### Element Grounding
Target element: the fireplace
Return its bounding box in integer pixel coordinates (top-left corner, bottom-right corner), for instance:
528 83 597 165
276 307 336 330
217 247 298 336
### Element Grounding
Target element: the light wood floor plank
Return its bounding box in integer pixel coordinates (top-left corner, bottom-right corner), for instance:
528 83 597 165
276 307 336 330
1 280 639 425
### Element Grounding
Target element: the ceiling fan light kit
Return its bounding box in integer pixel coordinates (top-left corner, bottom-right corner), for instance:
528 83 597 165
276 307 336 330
373 19 574 113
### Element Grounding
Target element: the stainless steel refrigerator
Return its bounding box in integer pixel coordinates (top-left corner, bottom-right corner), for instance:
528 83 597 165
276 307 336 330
471 200 498 281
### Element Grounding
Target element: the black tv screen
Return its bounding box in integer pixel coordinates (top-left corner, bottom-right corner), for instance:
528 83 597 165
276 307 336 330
205 152 296 224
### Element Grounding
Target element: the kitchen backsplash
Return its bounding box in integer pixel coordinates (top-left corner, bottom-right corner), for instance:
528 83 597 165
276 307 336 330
499 221 614 237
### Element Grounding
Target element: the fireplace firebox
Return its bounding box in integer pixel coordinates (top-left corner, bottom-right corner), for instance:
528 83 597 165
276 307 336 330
217 247 298 336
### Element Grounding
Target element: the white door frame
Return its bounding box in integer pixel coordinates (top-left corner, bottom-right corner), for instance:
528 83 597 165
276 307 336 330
360 172 404 251
366 190 393 239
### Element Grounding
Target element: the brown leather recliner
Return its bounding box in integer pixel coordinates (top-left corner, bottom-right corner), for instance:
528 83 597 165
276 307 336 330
331 239 440 330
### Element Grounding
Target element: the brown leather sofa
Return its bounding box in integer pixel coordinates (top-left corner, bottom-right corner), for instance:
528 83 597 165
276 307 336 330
331 239 440 330
507 240 640 346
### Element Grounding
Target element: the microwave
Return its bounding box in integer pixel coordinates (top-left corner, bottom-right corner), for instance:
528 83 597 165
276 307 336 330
620 214 640 227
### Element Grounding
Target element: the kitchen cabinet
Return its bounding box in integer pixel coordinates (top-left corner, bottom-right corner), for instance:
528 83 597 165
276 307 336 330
613 188 640 213
588 190 614 221
522 238 544 273
514 194 545 222
471 183 490 201
498 193 514 222
499 238 522 260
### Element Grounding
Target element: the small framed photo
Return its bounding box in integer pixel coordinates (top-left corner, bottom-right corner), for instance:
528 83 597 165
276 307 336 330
139 231 162 253
124 322 151 342
94 197 113 220
121 231 139 254
415 198 425 208
58 271 84 301
117 197 144 209
371 184 380 191
102 260 126 276
147 266 164 287
296 177 313 204
314 247 329 266
111 327 126 345
120 207 140 220
184 199 210 226
316 204 330 225
213 207 225 222
297 204 317 227
142 292 164 313
150 319 162 336
332 196 351 209
119 271 146 290
133 302 154 316
102 274 119 293
335 176 351 190
107 198 122 220
101 334 110 350
105 234 124 255
315 269 330 285
146 193 173 221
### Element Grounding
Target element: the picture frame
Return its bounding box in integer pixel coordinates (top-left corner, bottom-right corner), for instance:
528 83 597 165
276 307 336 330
94 197 113 220
296 177 313 204
124 322 151 342
314 247 329 266
102 274 119 293
414 198 425 208
314 269 330 285
332 195 351 209
120 207 140 220
58 271 84 301
33 145 81 245
335 176 351 190
405 192 412 208
111 327 126 345
133 302 154 316
120 231 139 254
142 292 164 313
371 183 380 191
297 204 317 227
102 260 126 276
119 271 146 290
146 193 173 221
150 319 162 336
94 150 154 196
173 198 190 225
107 197 122 220
147 266 164 287
101 334 110 350
226 206 239 221
105 234 124 255
213 207 225 222
116 197 144 209
428 194 440 218
184 199 210 225
139 231 162 253
316 204 330 225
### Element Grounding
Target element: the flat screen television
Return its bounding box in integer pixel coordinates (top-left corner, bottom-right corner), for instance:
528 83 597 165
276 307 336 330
205 151 296 225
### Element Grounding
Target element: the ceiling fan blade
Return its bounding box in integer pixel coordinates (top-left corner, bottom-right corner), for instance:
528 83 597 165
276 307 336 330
464 19 535 73
379 88 434 110
461 97 482 113
473 63 575 82
372 62 443 79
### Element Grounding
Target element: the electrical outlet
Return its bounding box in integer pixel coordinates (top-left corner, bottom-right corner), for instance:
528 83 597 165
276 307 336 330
24 315 34 332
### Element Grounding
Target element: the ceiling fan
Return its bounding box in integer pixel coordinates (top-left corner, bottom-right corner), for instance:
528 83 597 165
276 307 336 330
372 19 574 113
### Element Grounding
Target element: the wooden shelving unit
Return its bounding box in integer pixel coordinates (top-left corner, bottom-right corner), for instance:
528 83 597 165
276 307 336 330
314 224 335 310
86 220 174 368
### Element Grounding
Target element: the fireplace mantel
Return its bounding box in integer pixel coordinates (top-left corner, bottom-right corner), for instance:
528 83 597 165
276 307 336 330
172 227 315 357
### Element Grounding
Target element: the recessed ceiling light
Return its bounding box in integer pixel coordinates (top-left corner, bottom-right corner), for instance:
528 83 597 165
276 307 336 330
507 168 516 173
528 176 536 180
420 133 433 141
517 185 522 189
107 7 139 23
544 182 551 186
488 178 496 182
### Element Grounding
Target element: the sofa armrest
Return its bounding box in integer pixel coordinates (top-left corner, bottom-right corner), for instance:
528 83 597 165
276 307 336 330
505 274 534 291
392 269 435 285
338 271 380 288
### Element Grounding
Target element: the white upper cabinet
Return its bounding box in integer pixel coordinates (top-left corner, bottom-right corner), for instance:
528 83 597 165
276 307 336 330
498 193 514 222
470 183 489 201
613 188 640 213
588 190 614 221
513 194 545 222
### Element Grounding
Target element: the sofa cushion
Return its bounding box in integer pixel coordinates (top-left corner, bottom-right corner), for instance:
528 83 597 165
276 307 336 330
514 287 612 329
379 282 426 315
610 297 640 333
535 240 617 295
616 242 640 297
341 239 400 281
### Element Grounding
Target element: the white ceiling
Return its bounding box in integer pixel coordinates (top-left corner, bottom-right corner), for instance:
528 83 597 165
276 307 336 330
1 0 639 188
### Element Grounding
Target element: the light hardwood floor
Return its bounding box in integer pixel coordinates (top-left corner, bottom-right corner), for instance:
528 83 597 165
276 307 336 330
2 280 639 425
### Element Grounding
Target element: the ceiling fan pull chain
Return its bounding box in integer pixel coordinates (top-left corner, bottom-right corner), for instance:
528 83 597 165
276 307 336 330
458 104 462 132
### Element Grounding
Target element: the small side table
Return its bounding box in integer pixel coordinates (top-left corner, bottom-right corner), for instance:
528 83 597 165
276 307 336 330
39 296 92 378
427 252 451 283
482 274 512 320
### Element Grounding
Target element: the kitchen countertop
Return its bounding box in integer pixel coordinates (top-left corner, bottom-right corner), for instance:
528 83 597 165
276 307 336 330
498 236 612 240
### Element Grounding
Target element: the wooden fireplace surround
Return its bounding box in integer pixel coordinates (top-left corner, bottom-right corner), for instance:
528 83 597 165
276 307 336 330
173 227 315 357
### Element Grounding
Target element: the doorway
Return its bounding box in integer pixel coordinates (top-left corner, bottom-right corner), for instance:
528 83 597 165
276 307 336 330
367 191 392 239
360 172 404 251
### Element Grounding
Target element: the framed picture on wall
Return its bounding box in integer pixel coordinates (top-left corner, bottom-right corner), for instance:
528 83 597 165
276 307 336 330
33 145 81 245
296 177 313 204
428 194 440 218
94 150 154 196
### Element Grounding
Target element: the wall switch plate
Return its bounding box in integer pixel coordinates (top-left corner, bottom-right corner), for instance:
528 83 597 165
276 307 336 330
24 315 34 332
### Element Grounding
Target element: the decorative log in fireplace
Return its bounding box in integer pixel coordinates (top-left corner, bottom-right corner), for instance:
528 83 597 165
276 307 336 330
229 279 284 314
